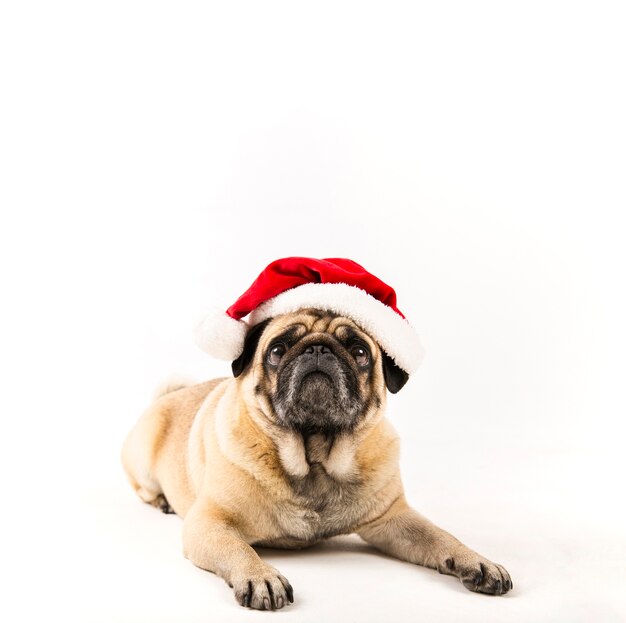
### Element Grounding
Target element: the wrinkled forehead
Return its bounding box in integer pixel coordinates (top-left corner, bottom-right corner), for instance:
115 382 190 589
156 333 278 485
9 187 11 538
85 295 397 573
260 309 378 350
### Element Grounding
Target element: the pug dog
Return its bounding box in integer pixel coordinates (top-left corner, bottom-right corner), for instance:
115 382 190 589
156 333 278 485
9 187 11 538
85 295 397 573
121 309 512 610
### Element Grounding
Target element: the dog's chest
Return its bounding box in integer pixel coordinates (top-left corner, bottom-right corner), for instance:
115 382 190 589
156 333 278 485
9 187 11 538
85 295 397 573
271 463 365 545
253 433 374 547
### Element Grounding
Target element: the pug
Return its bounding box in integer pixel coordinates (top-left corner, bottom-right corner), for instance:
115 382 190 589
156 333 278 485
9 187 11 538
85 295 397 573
121 309 512 610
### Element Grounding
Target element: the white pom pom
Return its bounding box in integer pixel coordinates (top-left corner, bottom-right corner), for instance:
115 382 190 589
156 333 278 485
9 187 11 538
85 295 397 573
194 308 248 360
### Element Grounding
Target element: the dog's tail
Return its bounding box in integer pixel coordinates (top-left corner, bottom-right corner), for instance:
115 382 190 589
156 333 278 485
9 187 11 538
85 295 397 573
152 376 195 400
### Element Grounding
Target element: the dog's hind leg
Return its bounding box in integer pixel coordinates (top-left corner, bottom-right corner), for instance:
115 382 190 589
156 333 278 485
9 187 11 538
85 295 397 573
121 379 224 517
152 493 175 514
121 403 166 508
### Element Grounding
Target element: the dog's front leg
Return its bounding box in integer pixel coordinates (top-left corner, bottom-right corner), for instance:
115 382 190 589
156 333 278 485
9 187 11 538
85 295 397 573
357 496 512 595
182 501 294 610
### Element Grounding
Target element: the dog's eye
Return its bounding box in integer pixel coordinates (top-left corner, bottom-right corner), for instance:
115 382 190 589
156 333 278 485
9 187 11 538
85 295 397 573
351 346 370 367
267 344 287 366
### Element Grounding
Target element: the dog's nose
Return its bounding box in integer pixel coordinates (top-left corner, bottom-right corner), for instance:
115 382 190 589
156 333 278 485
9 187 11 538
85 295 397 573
304 344 332 355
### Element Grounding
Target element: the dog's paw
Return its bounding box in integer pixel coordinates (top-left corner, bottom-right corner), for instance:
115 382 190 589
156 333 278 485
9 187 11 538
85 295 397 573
151 494 175 514
439 551 512 596
230 567 294 610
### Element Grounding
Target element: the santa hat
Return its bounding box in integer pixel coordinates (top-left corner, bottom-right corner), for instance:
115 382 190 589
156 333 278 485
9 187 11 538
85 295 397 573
195 257 424 375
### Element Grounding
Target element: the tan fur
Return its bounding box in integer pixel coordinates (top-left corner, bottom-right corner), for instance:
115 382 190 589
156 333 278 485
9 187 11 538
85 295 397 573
122 311 512 610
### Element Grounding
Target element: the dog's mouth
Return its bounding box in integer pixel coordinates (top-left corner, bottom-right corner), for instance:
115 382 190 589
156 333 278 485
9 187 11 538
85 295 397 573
295 371 336 412
272 350 363 435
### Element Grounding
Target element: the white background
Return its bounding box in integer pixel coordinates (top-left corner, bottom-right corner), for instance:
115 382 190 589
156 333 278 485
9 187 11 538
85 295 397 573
2 1 625 621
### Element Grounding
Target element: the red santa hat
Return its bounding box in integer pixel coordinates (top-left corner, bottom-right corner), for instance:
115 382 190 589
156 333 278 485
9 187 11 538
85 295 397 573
195 257 424 375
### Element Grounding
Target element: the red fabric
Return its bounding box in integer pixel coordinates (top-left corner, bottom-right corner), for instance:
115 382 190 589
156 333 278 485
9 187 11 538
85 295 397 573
226 257 405 320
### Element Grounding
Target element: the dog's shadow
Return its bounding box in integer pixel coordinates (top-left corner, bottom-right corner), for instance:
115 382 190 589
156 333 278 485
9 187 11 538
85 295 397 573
255 534 435 580
254 533 379 559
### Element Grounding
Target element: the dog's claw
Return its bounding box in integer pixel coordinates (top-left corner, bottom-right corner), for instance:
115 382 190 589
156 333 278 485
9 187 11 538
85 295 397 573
451 553 512 596
232 570 293 610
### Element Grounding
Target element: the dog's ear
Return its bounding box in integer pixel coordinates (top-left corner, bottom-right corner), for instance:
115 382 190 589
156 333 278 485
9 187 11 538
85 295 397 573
232 319 271 378
381 350 409 393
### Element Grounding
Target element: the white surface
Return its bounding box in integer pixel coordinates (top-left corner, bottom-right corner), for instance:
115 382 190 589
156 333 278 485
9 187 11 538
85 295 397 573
2 1 625 622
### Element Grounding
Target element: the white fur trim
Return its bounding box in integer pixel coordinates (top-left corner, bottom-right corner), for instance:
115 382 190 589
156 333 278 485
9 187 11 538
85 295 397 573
248 282 424 374
194 307 248 360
